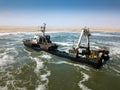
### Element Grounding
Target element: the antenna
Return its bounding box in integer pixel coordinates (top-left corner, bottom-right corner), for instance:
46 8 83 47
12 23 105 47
41 23 46 36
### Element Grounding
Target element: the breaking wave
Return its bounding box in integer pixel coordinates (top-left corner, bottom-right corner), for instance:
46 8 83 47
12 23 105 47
49 60 90 71
54 42 73 46
92 32 120 37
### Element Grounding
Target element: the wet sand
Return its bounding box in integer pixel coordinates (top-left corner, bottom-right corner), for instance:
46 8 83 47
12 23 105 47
0 26 120 32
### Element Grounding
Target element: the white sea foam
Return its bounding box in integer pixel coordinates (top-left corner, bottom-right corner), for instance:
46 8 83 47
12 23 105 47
110 67 120 74
72 64 90 71
0 81 26 90
0 32 34 36
0 33 12 36
53 61 68 64
35 70 51 90
40 70 51 83
102 42 120 59
35 84 46 90
0 86 8 90
0 48 18 66
0 32 18 37
118 65 120 68
30 57 44 73
54 42 72 46
5 72 15 80
17 87 27 90
92 33 120 37
50 61 90 71
6 42 15 46
30 56 51 90
78 72 91 90
6 80 16 89
104 42 120 47
40 54 52 59
23 49 32 55
110 47 120 57
2 80 27 90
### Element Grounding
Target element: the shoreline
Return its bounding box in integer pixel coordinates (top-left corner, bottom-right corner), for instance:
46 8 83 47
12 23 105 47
0 26 120 33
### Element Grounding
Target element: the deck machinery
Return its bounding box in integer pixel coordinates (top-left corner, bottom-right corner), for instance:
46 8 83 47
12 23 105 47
23 24 109 68
69 27 109 68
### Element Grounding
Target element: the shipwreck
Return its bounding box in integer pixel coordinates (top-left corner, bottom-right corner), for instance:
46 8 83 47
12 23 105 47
23 23 109 68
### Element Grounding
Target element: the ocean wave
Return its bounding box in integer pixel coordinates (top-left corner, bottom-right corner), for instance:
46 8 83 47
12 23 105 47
92 33 120 37
58 47 71 53
35 84 46 90
49 61 90 71
30 57 44 73
118 65 120 68
54 42 73 46
10 81 27 90
35 70 51 90
0 69 27 90
0 32 19 37
0 86 8 90
0 82 27 90
23 48 32 55
104 42 120 47
40 70 51 82
30 56 51 90
110 67 120 74
0 48 18 66
78 71 91 90
0 32 34 36
40 54 52 59
110 47 120 56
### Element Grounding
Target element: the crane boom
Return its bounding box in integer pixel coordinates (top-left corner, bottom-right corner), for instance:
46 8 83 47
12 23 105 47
77 27 91 49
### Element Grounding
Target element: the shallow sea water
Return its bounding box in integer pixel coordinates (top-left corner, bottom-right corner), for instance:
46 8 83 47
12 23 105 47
0 31 120 90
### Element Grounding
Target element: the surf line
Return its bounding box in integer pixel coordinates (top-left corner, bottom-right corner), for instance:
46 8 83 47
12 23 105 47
78 71 91 90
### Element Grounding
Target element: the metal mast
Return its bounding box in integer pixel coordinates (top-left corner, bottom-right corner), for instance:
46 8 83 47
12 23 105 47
41 23 46 37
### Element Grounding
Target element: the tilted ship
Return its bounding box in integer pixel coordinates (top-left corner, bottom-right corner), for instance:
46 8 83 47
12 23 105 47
23 23 58 51
23 24 109 68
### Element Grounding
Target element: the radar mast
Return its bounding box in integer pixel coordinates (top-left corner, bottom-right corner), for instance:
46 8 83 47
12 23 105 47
41 23 46 37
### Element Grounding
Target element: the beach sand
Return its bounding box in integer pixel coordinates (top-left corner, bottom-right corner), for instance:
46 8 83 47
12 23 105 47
0 26 120 33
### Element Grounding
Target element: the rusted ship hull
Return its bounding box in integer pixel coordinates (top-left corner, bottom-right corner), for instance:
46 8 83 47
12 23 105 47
23 44 109 69
23 24 110 69
23 39 58 51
